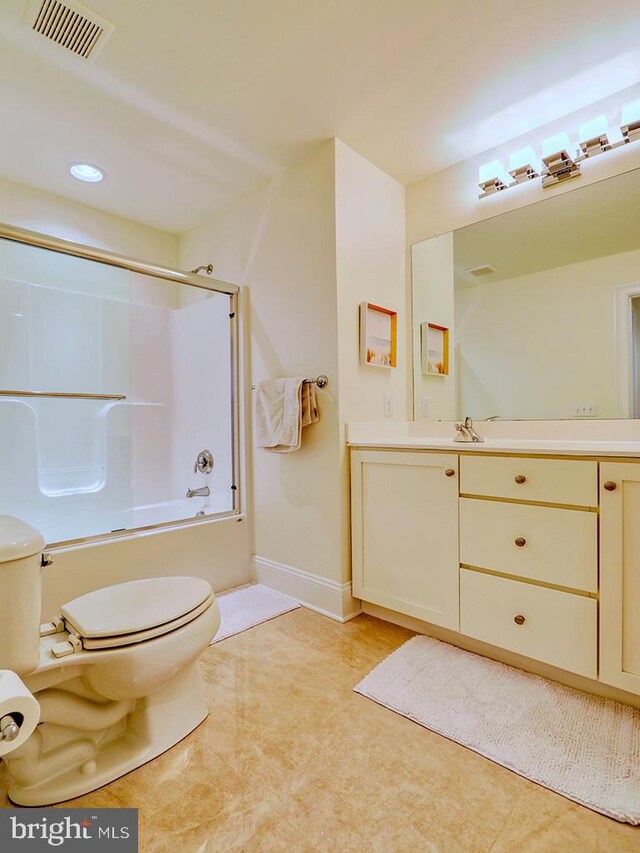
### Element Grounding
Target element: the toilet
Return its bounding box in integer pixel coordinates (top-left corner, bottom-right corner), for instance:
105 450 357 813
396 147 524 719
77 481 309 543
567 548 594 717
0 515 220 806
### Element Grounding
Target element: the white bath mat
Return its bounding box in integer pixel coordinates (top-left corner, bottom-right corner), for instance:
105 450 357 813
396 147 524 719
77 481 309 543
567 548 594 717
355 635 640 824
211 584 299 643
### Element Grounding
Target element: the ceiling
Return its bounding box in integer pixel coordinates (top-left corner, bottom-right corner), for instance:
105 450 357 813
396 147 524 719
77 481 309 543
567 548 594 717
454 167 640 286
2 0 640 233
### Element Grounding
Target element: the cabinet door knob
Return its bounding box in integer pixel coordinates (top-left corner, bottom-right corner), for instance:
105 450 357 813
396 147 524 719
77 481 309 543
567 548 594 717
444 468 456 477
514 474 526 485
514 614 525 625
515 537 526 547
603 481 617 492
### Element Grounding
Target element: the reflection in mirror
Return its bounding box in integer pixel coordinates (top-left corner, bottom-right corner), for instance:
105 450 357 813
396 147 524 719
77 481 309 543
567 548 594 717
412 167 640 420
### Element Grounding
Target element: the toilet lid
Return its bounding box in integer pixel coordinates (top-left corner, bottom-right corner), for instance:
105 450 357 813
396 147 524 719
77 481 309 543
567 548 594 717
61 576 213 639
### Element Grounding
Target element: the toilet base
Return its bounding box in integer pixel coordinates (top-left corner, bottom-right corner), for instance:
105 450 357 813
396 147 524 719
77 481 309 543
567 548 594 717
7 662 208 806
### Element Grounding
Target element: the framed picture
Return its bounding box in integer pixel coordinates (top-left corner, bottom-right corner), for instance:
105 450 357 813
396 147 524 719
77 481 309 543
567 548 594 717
421 322 449 376
360 302 397 368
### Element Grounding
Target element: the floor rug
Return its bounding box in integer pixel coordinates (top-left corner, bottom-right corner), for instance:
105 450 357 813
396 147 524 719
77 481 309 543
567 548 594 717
211 583 299 643
354 635 640 824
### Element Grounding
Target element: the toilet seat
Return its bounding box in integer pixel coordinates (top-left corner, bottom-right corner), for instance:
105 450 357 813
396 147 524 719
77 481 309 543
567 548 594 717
54 576 214 653
72 595 214 650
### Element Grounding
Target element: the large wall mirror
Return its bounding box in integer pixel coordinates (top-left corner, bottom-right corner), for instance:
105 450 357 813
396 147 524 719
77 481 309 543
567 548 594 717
412 167 640 421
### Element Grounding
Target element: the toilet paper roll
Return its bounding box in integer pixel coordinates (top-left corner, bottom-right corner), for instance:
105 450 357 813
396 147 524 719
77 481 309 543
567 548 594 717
0 669 40 757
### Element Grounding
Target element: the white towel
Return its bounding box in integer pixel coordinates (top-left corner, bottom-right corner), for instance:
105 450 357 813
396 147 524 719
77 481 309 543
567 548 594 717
254 378 319 453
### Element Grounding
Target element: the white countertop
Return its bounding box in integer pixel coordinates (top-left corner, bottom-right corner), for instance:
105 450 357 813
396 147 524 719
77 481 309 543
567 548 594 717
347 437 640 457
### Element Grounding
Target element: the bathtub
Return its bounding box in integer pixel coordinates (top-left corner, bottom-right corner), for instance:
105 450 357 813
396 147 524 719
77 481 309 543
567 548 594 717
129 496 229 529
17 495 232 548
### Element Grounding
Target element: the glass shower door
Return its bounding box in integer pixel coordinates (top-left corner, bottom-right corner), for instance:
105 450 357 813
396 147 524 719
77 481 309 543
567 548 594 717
128 278 235 528
0 237 134 544
0 231 238 547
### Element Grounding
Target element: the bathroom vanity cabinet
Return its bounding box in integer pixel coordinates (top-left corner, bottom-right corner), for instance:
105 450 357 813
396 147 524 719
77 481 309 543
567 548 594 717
350 448 640 695
599 462 640 694
350 451 459 629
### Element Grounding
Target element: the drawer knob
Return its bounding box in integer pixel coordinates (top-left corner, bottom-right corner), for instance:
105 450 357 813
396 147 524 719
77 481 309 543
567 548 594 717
603 481 617 492
515 537 526 547
444 468 455 477
514 614 526 626
514 474 526 485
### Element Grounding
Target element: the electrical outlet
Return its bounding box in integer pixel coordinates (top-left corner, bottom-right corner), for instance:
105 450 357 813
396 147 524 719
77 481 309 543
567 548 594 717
573 402 597 418
383 394 393 417
421 396 430 418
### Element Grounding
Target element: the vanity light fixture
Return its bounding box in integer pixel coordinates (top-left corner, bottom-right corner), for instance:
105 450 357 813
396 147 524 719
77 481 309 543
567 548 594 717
508 147 541 184
621 100 640 143
478 160 512 196
579 115 611 157
540 132 580 188
479 102 640 198
69 163 105 183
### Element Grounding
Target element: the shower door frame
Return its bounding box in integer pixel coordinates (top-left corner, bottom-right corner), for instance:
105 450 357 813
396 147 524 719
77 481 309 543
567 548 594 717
0 221 242 548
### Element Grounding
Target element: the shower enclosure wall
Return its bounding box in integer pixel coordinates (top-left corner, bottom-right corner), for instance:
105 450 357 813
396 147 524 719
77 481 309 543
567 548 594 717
0 225 239 546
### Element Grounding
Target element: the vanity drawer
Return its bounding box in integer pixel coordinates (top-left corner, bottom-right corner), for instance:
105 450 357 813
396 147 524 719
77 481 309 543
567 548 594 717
460 498 597 592
460 569 597 678
460 456 598 507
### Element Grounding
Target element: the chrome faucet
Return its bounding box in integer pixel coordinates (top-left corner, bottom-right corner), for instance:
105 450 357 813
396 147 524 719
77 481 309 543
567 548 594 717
186 486 210 498
454 416 484 443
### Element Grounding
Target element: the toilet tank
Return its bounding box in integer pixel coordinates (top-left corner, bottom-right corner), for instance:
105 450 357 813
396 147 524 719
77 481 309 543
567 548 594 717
0 516 45 675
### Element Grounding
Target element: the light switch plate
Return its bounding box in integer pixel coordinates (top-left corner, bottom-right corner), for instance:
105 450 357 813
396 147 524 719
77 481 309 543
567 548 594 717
383 394 393 417
421 396 430 418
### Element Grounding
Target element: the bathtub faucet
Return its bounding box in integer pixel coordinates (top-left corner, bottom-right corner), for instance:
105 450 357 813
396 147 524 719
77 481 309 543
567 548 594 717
186 486 210 498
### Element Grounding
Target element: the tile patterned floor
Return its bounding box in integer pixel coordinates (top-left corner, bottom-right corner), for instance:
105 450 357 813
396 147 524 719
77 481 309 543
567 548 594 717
2 608 639 851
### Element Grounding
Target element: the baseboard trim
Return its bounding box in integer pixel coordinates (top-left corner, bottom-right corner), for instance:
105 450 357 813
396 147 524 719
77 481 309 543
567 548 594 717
252 556 362 623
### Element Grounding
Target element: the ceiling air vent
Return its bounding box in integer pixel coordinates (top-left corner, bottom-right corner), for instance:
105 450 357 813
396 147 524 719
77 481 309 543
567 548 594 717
466 265 496 278
27 0 114 61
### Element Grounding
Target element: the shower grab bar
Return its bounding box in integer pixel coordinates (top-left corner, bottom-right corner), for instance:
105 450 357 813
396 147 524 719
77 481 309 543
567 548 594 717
0 390 126 400
250 374 328 390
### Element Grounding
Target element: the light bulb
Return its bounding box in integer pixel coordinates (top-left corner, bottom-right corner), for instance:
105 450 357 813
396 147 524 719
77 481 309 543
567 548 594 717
69 163 105 183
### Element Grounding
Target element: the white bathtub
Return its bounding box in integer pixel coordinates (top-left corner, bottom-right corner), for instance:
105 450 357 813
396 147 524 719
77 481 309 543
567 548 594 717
129 496 229 529
19 495 232 547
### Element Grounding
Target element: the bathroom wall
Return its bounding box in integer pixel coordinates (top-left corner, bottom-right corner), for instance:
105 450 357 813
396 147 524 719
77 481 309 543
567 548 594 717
181 139 407 616
181 141 346 614
335 140 408 424
334 141 407 583
0 177 177 263
0 178 251 612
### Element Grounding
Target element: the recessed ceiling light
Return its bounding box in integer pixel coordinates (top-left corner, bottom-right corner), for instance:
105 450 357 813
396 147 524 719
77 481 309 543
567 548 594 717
69 163 105 183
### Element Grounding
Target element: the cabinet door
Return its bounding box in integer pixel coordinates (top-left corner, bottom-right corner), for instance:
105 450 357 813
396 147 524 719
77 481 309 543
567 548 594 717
600 461 640 694
351 450 459 629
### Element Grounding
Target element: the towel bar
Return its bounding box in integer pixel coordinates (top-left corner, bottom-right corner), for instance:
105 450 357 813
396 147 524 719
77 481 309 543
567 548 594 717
251 375 328 391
